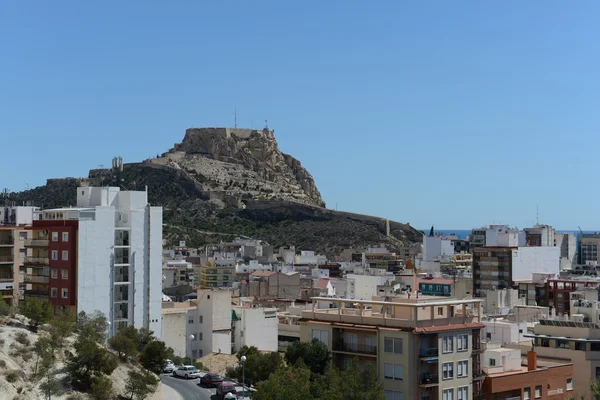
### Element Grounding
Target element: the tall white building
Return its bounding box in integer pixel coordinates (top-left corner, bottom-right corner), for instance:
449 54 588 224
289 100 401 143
41 186 163 338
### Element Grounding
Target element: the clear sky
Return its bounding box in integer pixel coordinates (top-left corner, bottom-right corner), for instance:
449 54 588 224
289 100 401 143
1 1 598 230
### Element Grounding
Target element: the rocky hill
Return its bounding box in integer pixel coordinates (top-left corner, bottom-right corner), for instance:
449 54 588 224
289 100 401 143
8 127 423 255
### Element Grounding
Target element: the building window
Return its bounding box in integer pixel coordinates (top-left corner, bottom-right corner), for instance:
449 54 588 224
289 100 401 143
52 232 58 241
61 288 68 299
457 360 468 377
199 315 203 323
188 318 194 324
312 329 329 345
383 363 403 380
51 250 58 260
442 389 454 400
489 358 496 366
19 232 27 241
62 232 69 242
384 337 402 354
524 387 531 400
198 332 203 341
442 336 454 353
62 250 68 261
51 269 58 279
457 334 468 351
61 269 68 279
50 288 57 298
535 385 542 398
442 362 454 380
567 378 573 391
437 307 443 315
384 390 404 400
457 387 468 400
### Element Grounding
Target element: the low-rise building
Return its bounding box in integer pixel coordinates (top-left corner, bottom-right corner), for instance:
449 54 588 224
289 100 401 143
232 304 278 353
482 345 573 399
199 260 235 288
299 296 485 400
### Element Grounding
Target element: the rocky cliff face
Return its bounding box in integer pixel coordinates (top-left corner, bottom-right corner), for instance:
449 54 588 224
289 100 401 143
163 128 325 207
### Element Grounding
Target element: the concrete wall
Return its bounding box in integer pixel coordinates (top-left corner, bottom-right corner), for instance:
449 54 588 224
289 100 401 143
233 307 278 352
512 247 560 281
346 274 388 300
161 311 188 357
482 320 528 344
197 289 232 355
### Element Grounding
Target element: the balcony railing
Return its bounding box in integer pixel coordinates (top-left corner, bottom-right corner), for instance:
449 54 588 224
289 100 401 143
419 348 439 358
114 293 129 302
0 238 14 245
26 290 48 298
0 256 14 263
24 239 49 247
25 275 50 284
420 373 439 385
332 341 377 355
548 389 564 395
23 256 49 265
114 257 129 265
114 274 130 283
473 370 485 380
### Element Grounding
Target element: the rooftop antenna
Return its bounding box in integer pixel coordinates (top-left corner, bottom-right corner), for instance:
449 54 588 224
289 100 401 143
234 106 237 128
264 119 268 130
536 205 539 225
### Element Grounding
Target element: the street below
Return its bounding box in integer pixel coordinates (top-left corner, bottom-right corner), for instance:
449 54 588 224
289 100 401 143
161 373 250 400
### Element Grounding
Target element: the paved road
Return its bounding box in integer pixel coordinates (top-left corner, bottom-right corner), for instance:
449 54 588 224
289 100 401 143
161 372 251 400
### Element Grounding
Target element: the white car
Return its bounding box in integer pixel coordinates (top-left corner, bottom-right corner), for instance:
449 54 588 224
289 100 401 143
163 360 175 373
173 365 201 379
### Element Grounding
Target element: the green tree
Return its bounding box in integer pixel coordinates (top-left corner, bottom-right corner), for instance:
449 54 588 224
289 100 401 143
40 369 62 400
20 298 52 331
77 311 109 343
136 328 155 352
285 339 332 375
0 298 12 317
227 346 284 385
339 359 384 400
48 311 76 349
139 340 170 375
108 326 140 360
90 375 114 400
253 363 313 400
66 336 118 391
124 369 159 400
33 336 55 376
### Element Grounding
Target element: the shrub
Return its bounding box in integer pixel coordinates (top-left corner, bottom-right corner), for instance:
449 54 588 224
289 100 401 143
14 332 30 346
5 369 20 382
0 360 6 368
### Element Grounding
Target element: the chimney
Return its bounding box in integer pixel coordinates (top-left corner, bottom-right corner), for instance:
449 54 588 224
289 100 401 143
527 351 537 371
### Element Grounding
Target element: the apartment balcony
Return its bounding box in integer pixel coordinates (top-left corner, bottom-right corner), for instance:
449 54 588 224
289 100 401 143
24 239 49 247
22 257 49 266
0 255 14 264
472 343 484 354
114 274 130 283
0 289 13 298
114 310 129 320
26 290 48 298
0 237 14 246
419 373 439 388
114 293 129 302
332 341 377 356
419 348 439 360
114 257 129 265
24 275 50 284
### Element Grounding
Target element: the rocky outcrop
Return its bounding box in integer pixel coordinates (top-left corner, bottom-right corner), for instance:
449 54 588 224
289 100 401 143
165 128 325 207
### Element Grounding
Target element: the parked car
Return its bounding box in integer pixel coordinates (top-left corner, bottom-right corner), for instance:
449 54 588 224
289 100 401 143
200 373 224 387
163 360 175 373
173 365 201 379
216 381 237 399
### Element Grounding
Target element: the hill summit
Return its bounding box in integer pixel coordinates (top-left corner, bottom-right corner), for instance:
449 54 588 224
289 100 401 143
10 127 423 255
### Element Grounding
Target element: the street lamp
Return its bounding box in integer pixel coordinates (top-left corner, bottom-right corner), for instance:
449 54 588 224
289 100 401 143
240 355 247 398
188 334 195 360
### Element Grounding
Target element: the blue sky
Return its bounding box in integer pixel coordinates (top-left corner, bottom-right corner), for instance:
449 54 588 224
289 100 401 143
1 1 598 230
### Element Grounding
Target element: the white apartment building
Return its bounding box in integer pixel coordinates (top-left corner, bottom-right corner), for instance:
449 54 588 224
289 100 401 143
196 289 232 355
482 319 528 345
485 225 525 247
422 236 455 262
345 274 388 300
232 305 278 352
41 186 162 338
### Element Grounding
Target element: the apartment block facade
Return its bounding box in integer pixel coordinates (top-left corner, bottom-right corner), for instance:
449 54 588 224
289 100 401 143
0 206 37 306
22 187 163 338
300 297 484 400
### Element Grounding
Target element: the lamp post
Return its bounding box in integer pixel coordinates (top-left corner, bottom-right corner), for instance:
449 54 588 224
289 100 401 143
240 355 247 398
188 334 195 361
